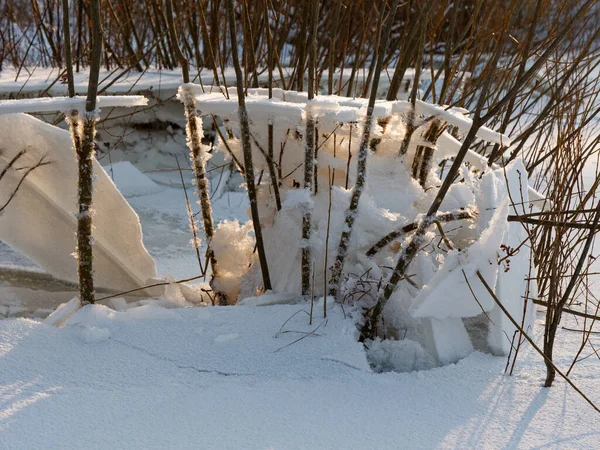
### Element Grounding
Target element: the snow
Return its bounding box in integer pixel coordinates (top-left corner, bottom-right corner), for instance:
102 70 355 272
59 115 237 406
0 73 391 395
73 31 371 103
411 200 509 320
42 298 80 327
437 132 546 207
104 161 164 198
426 317 475 365
0 67 437 101
194 90 509 146
488 160 537 354
0 95 147 114
281 188 314 212
191 89 541 366
1 303 600 449
409 100 511 146
367 337 436 372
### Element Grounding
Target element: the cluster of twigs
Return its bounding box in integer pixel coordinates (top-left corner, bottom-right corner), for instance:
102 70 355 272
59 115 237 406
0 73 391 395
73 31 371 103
0 148 48 214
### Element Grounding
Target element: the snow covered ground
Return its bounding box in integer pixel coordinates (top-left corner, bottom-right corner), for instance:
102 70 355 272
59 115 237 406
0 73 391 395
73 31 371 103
1 301 599 449
1 160 599 448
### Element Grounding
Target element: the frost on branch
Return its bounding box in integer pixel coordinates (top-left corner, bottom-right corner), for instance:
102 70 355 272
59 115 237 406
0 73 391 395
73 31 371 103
211 220 254 302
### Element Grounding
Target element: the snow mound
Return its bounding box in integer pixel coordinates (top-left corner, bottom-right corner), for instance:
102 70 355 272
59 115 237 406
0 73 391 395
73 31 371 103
105 161 164 197
367 338 436 372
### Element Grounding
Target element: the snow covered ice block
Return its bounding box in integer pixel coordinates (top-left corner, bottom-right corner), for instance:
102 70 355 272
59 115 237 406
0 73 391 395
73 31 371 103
411 200 509 320
0 113 157 292
421 318 474 365
487 160 537 354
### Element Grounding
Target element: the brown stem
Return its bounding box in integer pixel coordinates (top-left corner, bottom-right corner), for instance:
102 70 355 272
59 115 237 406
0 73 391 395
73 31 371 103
226 0 272 291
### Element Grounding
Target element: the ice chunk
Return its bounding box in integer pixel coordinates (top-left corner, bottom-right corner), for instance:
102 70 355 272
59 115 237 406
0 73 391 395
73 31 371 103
411 200 508 319
423 318 474 365
487 160 537 354
0 114 157 293
43 298 80 327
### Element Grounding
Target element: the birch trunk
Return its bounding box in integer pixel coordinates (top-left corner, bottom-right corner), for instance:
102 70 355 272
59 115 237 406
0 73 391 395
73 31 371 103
75 0 102 305
301 0 318 295
329 0 400 300
166 0 224 302
181 89 220 287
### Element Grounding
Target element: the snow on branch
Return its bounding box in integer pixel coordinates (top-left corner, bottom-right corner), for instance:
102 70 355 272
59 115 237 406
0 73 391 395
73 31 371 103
392 100 511 146
191 89 510 147
0 95 148 115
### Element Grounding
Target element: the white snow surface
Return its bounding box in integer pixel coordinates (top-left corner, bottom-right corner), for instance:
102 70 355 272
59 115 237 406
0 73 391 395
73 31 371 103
1 302 600 449
0 67 435 106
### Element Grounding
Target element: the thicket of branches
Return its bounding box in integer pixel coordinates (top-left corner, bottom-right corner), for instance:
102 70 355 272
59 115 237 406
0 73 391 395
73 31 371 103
2 1 597 86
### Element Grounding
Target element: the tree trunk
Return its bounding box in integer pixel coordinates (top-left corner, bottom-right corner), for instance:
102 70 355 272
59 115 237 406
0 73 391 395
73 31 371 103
301 0 319 295
73 0 102 306
76 115 96 305
166 0 223 302
226 0 272 292
329 0 400 300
